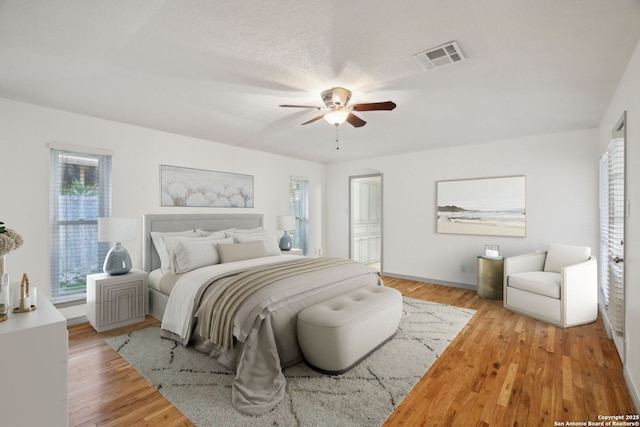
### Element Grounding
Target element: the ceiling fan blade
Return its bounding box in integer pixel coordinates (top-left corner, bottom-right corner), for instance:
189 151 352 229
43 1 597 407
301 114 325 125
350 101 397 111
279 104 321 109
346 113 366 128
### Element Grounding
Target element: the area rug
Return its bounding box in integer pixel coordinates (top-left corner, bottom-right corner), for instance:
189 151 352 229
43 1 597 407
106 297 475 427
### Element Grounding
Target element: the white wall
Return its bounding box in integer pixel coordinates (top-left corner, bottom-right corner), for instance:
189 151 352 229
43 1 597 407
326 129 599 287
599 38 640 411
0 98 326 297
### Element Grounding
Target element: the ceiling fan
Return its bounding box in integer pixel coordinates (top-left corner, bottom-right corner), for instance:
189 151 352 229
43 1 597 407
279 87 396 128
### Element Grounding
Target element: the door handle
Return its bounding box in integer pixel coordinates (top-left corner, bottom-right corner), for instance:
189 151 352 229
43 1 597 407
613 257 624 264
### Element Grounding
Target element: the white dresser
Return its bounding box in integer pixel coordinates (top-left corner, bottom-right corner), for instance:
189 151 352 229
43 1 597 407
0 294 68 427
87 269 147 332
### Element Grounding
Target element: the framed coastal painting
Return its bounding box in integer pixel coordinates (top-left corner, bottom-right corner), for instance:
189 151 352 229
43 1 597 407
160 165 254 208
436 175 526 237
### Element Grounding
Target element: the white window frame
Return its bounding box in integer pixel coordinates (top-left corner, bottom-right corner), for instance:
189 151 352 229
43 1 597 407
49 146 112 304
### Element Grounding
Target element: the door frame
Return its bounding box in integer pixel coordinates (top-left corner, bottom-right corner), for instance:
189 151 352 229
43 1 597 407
600 111 626 360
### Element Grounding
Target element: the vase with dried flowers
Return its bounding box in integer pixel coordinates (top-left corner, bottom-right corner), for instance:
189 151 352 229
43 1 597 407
0 221 24 321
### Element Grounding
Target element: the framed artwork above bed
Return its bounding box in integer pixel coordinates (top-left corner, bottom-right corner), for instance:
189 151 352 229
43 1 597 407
160 164 254 208
436 175 526 237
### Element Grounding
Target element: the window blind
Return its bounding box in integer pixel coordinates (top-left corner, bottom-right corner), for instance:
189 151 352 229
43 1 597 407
50 149 112 303
606 138 625 335
289 176 309 255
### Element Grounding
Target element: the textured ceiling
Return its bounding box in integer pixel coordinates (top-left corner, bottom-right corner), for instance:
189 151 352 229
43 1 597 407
1 0 639 163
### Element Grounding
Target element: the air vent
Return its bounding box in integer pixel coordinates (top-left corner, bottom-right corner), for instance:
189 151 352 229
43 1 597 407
413 41 466 71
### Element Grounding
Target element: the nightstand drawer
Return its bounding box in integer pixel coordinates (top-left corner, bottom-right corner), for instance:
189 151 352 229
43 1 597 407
87 269 148 332
98 279 144 304
97 282 145 327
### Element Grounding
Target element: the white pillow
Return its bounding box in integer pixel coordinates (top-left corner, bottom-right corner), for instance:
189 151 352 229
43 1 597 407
164 234 233 273
218 241 267 263
233 233 281 256
150 229 198 272
170 237 234 274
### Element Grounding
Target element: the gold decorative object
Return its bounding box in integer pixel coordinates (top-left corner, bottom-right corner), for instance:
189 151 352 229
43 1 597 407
13 273 36 313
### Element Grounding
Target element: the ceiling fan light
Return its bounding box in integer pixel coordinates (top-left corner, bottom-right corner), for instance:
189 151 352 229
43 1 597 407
324 109 349 126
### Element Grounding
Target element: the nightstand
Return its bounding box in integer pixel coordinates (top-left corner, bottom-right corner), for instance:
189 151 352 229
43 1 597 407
282 248 303 255
87 269 147 332
476 256 505 300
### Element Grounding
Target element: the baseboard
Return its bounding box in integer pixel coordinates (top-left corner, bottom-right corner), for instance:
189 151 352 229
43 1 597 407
599 302 614 339
381 272 475 291
624 366 640 413
66 315 88 326
600 305 637 412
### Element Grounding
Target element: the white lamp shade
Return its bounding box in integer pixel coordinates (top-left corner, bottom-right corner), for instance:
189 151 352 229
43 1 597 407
277 215 296 231
98 217 137 242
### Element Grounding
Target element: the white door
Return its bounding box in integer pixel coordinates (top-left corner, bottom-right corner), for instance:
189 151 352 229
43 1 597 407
350 174 382 271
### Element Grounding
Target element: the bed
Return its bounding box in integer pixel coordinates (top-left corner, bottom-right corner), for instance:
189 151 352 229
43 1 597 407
142 213 382 415
143 213 267 319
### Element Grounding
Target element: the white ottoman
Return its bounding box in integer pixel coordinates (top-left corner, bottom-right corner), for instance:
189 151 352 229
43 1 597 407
297 285 403 374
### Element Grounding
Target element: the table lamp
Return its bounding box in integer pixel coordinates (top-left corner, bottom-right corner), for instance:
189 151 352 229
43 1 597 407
277 215 296 251
98 217 136 275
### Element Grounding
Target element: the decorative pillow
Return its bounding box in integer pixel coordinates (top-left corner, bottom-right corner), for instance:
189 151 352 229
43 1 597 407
543 243 591 273
170 237 234 274
217 241 267 263
150 229 198 272
164 234 233 272
233 233 281 256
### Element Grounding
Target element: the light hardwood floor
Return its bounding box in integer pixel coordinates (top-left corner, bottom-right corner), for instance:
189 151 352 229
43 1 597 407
67 277 637 426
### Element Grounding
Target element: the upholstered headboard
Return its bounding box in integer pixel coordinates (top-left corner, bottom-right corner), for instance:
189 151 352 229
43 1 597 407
142 213 264 272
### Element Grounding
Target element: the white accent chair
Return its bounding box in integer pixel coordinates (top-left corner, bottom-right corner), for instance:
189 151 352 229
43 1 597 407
503 243 597 328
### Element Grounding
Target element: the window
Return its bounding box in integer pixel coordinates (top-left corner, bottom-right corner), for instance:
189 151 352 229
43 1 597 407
50 148 112 303
289 176 309 255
